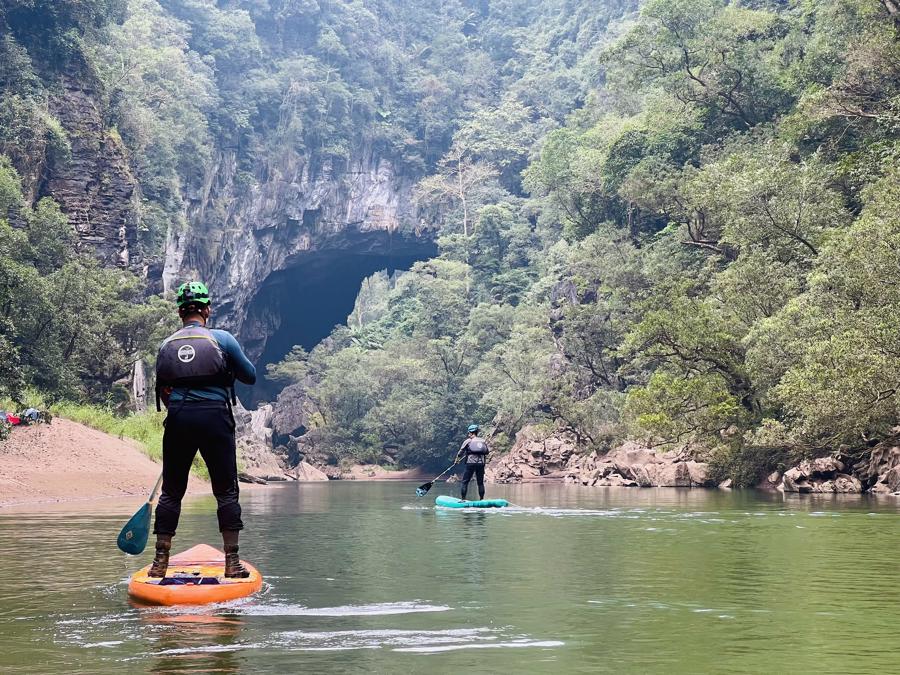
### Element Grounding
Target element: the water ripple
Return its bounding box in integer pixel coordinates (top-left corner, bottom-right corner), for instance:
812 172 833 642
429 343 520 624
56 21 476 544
235 601 452 617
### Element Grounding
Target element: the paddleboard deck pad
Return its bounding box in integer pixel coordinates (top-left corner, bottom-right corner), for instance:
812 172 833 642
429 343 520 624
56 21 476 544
127 543 262 606
435 495 509 509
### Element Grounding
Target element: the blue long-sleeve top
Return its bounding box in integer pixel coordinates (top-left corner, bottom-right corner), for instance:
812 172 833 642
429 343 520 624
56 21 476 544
167 322 256 403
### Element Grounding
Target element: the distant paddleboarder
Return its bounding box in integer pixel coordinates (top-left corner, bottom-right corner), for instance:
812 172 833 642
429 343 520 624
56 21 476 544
456 424 490 500
149 281 256 579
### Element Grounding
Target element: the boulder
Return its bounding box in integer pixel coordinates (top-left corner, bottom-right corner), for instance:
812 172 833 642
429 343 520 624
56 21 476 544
782 467 812 493
756 471 782 491
833 474 863 493
609 443 661 480
592 472 639 488
780 456 863 493
292 461 329 482
809 457 844 474
489 427 578 483
686 461 713 487
856 445 900 493
272 383 315 445
632 461 692 488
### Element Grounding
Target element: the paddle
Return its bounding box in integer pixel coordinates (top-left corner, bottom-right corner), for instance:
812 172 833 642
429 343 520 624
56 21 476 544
117 473 164 555
415 459 460 497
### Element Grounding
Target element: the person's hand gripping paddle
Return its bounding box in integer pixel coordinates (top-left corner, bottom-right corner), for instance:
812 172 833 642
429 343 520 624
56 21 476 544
117 473 163 555
415 459 460 497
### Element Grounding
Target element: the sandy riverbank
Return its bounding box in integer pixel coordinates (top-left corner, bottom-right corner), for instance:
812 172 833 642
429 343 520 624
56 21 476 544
338 464 429 480
0 419 206 508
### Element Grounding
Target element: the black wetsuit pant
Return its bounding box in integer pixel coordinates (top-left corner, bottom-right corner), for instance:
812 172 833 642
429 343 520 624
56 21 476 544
153 400 243 535
460 463 486 500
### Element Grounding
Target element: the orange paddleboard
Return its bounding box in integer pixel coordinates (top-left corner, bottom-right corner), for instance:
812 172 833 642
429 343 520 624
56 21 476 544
127 543 262 606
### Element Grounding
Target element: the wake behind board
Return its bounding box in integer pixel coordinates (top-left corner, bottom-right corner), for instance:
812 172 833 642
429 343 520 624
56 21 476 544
127 543 262 606
435 495 509 509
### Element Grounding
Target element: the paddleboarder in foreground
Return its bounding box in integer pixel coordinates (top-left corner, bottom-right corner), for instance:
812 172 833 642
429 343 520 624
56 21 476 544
149 281 256 578
456 424 490 500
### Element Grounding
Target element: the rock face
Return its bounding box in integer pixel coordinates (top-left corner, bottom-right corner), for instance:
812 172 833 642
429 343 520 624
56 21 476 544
232 401 332 481
4 30 436 414
756 470 783 491
233 403 289 479
290 461 329 481
487 427 714 488
565 443 713 488
487 427 578 483
853 444 900 494
28 60 140 269
779 457 862 494
169 148 435 362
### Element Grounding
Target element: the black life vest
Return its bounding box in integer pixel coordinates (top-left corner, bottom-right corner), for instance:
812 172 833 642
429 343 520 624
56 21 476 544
155 325 233 410
464 438 489 463
467 438 489 455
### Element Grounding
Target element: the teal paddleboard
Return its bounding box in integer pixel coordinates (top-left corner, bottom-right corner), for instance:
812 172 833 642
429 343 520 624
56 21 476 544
435 495 509 509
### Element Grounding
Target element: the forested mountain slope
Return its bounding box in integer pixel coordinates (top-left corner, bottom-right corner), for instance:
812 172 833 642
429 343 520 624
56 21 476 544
267 0 900 482
1 0 636 394
1 0 898 484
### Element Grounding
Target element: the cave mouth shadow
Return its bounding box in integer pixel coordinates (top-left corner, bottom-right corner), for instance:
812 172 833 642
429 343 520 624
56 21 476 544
238 251 430 407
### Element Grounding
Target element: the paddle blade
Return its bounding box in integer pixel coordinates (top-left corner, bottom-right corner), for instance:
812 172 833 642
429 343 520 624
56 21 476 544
415 481 434 497
117 502 152 555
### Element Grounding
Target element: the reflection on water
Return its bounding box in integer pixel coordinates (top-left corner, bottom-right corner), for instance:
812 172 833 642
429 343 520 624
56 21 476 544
145 612 244 674
2 482 900 673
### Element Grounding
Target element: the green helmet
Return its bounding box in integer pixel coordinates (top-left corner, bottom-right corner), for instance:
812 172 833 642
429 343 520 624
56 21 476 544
467 424 480 433
176 281 211 308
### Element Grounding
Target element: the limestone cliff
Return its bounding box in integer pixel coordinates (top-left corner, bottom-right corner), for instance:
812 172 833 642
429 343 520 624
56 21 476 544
43 64 139 269
166 147 434 361
162 146 434 470
7 53 140 270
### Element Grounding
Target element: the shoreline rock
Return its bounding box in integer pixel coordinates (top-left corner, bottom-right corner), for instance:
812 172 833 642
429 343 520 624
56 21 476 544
320 464 428 481
771 437 900 495
853 443 900 494
484 426 900 495
235 403 284 476
487 427 714 488
236 412 900 496
780 457 862 494
487 427 577 483
289 461 329 482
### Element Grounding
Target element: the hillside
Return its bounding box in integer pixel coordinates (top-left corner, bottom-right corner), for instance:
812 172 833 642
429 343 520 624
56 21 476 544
0 0 899 487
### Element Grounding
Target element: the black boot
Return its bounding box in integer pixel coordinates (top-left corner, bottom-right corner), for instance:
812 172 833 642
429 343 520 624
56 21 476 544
148 534 172 578
222 530 250 579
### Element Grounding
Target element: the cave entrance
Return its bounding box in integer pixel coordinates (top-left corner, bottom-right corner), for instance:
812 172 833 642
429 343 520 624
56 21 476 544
238 248 433 406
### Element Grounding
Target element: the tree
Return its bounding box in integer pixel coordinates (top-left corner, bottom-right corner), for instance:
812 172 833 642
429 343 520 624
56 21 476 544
607 0 792 131
416 146 498 240
746 170 900 447
0 157 169 404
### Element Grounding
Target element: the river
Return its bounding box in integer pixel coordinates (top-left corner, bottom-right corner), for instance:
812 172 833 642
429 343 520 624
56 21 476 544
1 482 899 673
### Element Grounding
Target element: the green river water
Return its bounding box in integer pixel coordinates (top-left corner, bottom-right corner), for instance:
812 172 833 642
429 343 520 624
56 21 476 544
1 482 899 674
